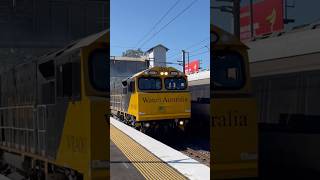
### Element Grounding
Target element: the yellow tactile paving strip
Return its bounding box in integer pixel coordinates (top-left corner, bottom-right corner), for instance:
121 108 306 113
110 125 187 180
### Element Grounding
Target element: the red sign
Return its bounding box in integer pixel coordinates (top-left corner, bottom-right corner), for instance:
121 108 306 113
185 60 200 74
240 0 284 40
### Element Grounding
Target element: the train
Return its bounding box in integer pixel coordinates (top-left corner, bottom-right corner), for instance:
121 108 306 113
0 30 109 180
110 66 191 134
211 25 258 179
188 71 210 137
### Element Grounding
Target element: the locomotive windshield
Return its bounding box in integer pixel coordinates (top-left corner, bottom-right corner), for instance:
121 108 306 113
89 49 109 91
212 51 245 90
138 77 162 90
164 77 187 90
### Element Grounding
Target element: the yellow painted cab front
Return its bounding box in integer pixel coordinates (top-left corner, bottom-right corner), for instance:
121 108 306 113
55 31 109 180
211 25 258 179
135 92 190 121
124 66 191 130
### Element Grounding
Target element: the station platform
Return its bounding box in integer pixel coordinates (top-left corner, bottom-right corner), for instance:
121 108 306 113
110 117 210 180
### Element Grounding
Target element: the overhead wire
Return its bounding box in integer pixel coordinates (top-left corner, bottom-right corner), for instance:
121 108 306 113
189 50 209 58
135 0 182 48
167 37 209 59
139 0 199 49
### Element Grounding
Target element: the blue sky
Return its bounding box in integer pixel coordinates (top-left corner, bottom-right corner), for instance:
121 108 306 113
111 0 210 70
212 0 320 33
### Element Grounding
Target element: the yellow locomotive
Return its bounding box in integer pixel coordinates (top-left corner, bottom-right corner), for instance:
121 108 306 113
0 30 109 179
111 66 191 133
211 25 258 179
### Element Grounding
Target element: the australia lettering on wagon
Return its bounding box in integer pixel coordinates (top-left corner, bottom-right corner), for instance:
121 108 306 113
142 96 187 103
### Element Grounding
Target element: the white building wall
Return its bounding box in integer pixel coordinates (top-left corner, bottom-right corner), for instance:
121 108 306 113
153 47 167 67
147 46 167 67
148 51 154 67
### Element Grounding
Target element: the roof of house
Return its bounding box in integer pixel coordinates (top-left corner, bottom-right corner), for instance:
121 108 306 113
146 44 169 53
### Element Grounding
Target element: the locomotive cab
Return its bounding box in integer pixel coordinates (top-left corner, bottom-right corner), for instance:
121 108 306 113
0 30 109 180
113 66 191 132
211 25 258 179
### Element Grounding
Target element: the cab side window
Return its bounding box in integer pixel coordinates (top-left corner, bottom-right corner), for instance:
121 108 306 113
129 81 135 92
212 51 245 90
57 61 81 100
39 60 55 104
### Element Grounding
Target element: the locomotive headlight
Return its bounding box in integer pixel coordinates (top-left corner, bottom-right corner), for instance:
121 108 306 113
179 120 184 126
144 122 150 128
164 72 168 75
160 72 164 75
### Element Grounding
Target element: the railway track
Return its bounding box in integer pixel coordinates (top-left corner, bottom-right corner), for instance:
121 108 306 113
180 147 210 167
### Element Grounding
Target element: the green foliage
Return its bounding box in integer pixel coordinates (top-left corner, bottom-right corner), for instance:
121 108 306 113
122 48 144 58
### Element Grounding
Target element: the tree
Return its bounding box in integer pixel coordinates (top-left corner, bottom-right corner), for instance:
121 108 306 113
122 48 144 58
